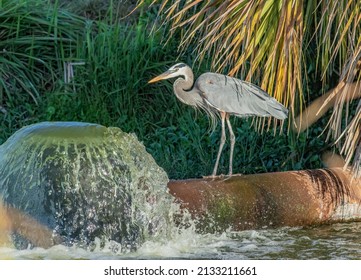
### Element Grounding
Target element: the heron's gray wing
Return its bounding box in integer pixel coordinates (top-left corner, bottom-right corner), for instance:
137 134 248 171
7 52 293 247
195 73 288 119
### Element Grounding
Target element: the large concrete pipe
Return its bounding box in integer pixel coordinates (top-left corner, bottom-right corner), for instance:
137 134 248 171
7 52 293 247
168 168 361 232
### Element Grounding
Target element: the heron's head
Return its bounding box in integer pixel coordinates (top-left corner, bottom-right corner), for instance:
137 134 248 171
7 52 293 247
148 63 189 84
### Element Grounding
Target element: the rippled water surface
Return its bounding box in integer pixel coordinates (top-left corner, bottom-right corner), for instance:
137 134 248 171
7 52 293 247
2 222 361 260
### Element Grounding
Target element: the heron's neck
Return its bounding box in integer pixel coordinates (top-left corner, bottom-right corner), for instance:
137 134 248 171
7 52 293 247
173 71 202 107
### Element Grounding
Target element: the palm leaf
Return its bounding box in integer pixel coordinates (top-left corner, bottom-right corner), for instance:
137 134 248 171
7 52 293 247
317 0 361 177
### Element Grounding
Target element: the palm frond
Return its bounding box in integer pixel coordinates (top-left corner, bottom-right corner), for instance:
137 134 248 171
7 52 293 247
316 0 361 177
339 103 361 177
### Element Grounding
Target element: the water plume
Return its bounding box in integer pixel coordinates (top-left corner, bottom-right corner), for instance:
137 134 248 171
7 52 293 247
0 122 183 251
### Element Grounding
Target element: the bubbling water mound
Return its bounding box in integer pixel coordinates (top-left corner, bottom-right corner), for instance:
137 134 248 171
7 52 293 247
0 122 173 251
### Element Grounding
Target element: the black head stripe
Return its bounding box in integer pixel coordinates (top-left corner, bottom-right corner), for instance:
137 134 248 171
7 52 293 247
175 63 187 68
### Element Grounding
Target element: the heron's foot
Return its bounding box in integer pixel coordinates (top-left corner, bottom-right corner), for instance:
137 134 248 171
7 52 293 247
202 173 242 180
202 174 225 180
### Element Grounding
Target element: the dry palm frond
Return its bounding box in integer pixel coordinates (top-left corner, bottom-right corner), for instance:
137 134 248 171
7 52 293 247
315 0 361 177
293 82 361 132
337 102 361 177
292 81 361 176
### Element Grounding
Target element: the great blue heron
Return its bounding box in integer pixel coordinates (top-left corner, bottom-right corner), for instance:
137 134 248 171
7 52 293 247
148 63 288 177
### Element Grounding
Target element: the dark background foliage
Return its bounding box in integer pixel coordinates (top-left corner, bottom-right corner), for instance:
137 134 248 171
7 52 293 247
0 0 334 179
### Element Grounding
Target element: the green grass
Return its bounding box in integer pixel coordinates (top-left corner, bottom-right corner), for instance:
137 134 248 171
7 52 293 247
0 0 329 179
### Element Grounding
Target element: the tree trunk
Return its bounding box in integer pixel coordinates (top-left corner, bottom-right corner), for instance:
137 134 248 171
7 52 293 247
168 168 361 232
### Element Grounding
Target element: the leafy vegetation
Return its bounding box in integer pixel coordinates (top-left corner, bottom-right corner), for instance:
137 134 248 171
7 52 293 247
0 0 346 179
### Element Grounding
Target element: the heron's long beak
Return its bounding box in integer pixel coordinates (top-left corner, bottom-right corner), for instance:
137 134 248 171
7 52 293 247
148 70 174 84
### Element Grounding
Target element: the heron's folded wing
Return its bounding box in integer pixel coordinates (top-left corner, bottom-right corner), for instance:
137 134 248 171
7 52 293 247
195 73 288 119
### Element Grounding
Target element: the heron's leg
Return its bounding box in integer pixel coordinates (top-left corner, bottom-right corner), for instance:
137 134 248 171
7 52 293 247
226 114 235 176
212 112 226 176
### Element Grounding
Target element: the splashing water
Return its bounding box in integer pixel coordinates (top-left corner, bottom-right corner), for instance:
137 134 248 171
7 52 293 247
0 122 192 252
2 222 361 259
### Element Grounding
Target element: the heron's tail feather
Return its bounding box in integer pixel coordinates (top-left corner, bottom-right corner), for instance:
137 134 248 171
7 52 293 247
267 99 288 120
